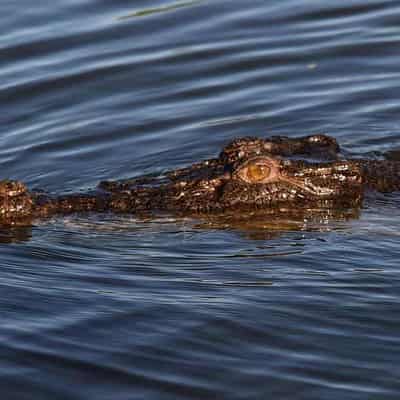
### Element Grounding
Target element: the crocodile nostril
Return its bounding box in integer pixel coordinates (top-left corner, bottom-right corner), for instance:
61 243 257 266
0 180 28 197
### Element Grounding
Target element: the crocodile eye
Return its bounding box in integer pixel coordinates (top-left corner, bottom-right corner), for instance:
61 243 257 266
235 158 278 184
246 163 271 182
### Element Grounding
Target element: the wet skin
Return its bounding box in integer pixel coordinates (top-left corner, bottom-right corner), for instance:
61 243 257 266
0 134 399 227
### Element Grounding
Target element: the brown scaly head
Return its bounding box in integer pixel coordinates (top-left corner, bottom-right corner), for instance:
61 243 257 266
102 134 365 213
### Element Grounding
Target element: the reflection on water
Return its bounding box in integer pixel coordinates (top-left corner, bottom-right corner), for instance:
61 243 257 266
0 226 33 244
0 205 361 244
194 207 360 240
118 0 203 20
1 0 400 398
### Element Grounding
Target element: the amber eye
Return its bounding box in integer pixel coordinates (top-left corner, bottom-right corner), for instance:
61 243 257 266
235 157 278 184
246 164 271 182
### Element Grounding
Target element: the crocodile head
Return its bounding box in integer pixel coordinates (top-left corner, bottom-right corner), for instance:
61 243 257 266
102 135 364 213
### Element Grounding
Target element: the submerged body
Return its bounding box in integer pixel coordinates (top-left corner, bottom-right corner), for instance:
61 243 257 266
0 134 399 226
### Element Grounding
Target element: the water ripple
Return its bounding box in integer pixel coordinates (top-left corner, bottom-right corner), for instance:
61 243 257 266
1 0 400 398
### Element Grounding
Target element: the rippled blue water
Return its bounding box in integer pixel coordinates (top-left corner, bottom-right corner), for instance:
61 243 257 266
1 1 400 398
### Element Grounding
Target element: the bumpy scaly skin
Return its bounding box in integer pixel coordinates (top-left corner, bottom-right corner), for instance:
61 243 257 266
0 134 399 226
0 181 34 221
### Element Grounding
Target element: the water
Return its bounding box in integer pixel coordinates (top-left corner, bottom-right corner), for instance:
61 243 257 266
1 0 400 398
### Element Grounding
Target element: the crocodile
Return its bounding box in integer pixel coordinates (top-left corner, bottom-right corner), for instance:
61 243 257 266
0 134 399 228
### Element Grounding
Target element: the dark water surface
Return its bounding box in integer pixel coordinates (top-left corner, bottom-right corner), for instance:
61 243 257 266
1 0 400 398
